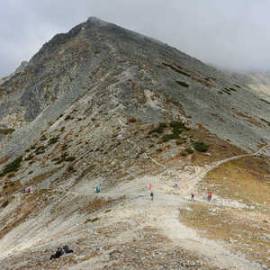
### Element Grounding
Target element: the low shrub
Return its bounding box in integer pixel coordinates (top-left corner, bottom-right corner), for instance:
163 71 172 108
185 147 194 154
159 123 167 129
64 156 76 162
48 136 59 145
54 152 75 164
149 123 167 134
160 121 188 142
128 117 137 123
67 165 76 172
180 151 188 157
64 115 73 121
176 138 186 145
170 121 187 134
34 145 46 155
0 128 15 135
162 133 179 142
1 200 9 208
24 154 34 161
40 135 47 141
0 156 23 177
192 141 209 152
176 80 189 88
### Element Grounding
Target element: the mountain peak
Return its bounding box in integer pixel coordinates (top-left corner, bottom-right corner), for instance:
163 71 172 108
86 16 109 26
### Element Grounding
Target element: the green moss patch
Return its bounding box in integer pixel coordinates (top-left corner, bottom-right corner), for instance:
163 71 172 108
192 141 209 152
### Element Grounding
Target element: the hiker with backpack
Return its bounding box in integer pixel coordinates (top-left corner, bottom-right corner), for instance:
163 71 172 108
147 183 154 201
63 245 73 254
207 191 213 202
95 184 101 193
50 247 64 260
50 245 74 260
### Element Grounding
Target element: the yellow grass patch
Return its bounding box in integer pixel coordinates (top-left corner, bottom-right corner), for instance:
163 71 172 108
181 203 270 267
203 156 270 206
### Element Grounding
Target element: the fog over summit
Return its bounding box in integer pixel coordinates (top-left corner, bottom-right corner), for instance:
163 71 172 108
1 0 270 76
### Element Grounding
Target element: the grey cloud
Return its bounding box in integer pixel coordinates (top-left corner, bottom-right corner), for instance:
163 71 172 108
1 0 270 76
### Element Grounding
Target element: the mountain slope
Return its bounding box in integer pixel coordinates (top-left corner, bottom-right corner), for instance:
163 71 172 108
0 17 269 157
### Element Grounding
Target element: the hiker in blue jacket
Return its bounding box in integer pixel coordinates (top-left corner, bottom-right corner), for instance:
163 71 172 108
96 184 101 193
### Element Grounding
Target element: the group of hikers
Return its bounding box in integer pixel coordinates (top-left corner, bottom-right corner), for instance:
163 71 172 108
94 178 215 203
95 183 212 202
50 245 73 260
147 184 213 202
49 181 213 260
191 191 213 201
148 189 212 202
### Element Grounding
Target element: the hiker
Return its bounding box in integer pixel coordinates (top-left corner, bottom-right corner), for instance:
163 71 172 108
63 245 74 254
50 245 74 260
147 183 153 191
150 191 154 201
95 184 101 193
191 193 195 201
207 191 213 202
50 247 64 260
24 186 33 193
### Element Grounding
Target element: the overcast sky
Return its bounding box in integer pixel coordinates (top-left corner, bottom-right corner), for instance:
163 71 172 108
1 0 270 76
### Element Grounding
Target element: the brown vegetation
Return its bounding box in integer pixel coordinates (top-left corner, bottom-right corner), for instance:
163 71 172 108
81 196 125 214
181 203 270 267
203 156 270 205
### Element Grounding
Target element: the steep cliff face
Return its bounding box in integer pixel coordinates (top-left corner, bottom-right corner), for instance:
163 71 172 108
0 18 269 270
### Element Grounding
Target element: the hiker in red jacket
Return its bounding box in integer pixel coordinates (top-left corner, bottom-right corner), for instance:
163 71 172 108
207 191 213 202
